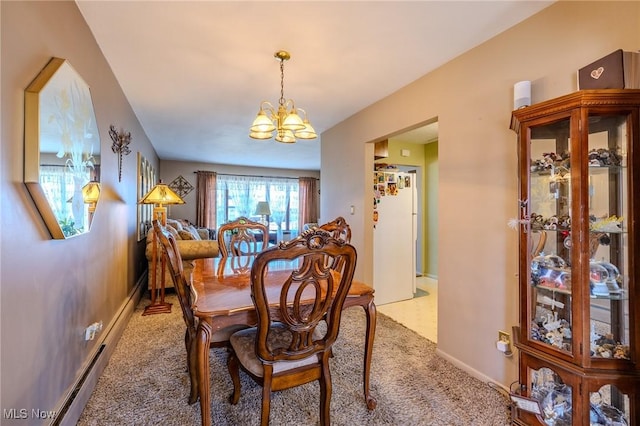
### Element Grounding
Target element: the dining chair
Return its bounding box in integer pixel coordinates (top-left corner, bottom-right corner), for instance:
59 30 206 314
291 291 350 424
217 216 269 257
152 220 248 405
226 229 357 426
318 216 352 242
318 216 352 269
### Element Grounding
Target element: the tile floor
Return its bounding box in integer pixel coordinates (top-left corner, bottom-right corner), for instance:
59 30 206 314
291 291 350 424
377 276 438 343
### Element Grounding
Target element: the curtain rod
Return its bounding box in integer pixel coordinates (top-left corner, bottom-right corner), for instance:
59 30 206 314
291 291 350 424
194 171 318 180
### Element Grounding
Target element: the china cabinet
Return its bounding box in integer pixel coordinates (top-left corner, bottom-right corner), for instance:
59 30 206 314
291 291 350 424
510 90 640 425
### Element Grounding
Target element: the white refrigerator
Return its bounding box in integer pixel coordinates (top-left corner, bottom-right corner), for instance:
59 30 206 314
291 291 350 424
373 171 417 305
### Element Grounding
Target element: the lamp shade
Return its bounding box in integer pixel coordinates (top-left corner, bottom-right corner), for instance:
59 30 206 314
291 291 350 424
295 120 317 139
275 130 296 143
281 109 305 131
254 201 271 216
139 182 185 207
81 181 101 204
250 110 276 133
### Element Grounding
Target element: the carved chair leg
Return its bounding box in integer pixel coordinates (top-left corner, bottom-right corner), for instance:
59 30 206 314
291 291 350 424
362 299 378 410
261 374 272 426
227 351 241 405
319 358 332 426
186 331 199 405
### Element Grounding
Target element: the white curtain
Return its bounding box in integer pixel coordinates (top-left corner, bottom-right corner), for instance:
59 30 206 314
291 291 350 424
267 179 290 232
219 175 266 219
40 165 88 230
217 175 298 231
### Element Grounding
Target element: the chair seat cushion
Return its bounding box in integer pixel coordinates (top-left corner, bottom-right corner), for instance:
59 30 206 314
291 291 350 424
230 323 322 377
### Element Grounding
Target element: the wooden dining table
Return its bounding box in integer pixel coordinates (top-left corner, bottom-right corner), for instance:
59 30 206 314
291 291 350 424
190 255 377 426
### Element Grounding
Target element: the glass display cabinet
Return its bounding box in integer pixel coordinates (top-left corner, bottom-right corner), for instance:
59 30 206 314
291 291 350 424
510 90 640 425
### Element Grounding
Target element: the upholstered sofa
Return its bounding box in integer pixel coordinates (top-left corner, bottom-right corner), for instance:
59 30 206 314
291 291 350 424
146 219 219 289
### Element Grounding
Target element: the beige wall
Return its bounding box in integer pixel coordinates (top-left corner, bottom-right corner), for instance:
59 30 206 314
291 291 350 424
321 1 640 386
159 160 320 224
1 1 157 422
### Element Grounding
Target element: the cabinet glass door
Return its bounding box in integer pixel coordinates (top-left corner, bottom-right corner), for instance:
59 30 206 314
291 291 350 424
586 114 630 361
527 117 573 354
529 367 573 425
589 384 630 425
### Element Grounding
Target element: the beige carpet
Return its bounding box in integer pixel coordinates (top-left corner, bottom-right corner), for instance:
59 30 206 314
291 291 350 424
78 293 511 425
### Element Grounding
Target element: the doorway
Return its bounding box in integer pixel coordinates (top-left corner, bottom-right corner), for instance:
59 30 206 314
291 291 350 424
373 120 438 279
375 120 439 343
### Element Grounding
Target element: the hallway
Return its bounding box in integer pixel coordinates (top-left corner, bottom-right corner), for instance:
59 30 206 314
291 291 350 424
377 276 437 343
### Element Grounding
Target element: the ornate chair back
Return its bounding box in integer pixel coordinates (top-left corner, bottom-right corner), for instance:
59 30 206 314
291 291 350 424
217 216 269 258
318 216 351 243
227 229 357 425
319 216 352 272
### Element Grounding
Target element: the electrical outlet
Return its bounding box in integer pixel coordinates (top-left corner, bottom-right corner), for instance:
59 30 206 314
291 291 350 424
84 322 103 341
496 330 513 356
85 325 96 341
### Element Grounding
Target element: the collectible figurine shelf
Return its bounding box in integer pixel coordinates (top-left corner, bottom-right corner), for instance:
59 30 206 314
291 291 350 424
510 90 640 426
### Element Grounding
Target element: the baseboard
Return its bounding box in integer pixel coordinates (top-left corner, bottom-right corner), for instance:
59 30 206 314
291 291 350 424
435 348 496 386
53 273 147 426
435 347 513 405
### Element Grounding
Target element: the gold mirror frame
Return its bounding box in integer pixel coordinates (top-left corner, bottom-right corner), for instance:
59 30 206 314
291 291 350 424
25 58 101 239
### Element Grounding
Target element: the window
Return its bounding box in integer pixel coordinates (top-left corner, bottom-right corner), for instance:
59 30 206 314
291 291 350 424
39 164 92 236
215 175 299 233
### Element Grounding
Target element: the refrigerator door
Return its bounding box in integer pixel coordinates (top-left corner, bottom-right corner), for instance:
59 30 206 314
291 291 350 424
373 172 416 305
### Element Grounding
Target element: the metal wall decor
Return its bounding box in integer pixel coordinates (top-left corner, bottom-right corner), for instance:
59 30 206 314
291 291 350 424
168 175 194 198
109 124 132 182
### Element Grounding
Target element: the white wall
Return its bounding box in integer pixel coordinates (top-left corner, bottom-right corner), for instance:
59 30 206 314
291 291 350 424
321 1 640 386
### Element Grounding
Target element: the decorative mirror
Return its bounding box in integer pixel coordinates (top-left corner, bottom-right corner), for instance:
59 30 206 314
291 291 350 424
24 58 101 239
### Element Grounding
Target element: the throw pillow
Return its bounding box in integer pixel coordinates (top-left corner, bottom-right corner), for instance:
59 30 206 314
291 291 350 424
185 225 202 240
166 225 181 240
166 218 184 232
178 230 195 240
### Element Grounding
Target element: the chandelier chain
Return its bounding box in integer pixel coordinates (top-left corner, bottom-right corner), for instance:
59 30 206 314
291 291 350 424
279 58 285 106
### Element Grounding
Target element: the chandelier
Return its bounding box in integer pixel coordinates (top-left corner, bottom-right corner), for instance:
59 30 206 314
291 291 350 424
249 50 317 143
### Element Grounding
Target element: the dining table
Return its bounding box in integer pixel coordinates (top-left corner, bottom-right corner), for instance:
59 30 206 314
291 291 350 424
189 254 377 426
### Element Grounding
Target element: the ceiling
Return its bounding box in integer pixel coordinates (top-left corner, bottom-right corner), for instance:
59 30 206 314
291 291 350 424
77 1 553 171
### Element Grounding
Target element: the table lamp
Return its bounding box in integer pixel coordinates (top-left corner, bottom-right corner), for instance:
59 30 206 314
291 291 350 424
254 201 271 226
139 180 185 315
139 180 185 226
81 180 101 224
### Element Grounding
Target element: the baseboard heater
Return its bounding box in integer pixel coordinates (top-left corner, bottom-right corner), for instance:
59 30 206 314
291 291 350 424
52 343 106 426
51 272 146 426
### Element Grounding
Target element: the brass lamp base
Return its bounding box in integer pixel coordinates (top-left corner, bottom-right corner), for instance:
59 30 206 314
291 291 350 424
142 302 172 316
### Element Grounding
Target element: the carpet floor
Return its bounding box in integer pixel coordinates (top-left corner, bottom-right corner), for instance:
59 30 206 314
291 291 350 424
78 293 511 425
